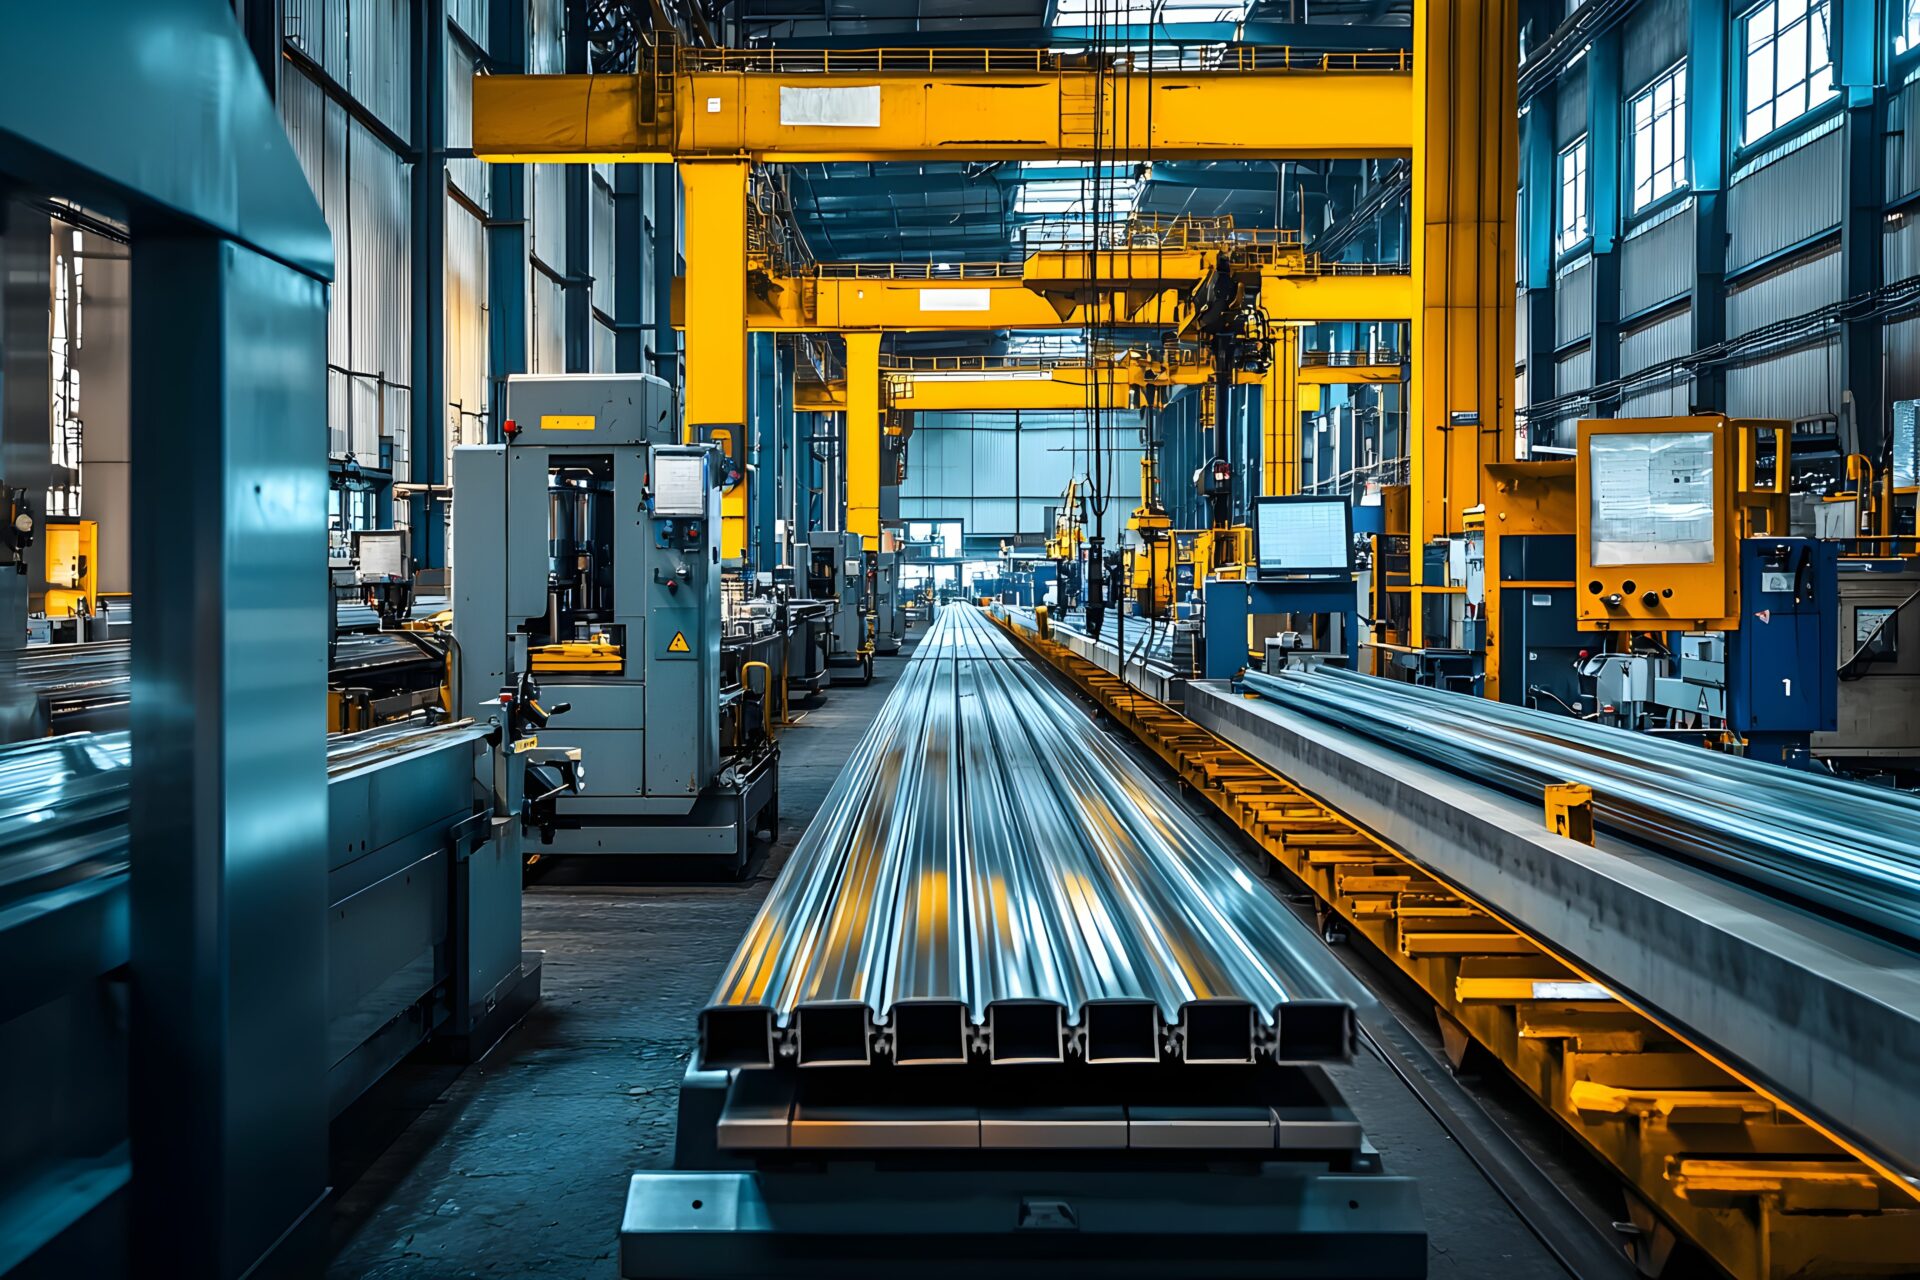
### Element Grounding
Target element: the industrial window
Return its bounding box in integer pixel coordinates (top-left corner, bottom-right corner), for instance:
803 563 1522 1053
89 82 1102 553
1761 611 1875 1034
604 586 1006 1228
1556 136 1590 256
1629 63 1689 211
1741 0 1837 145
1899 0 1920 54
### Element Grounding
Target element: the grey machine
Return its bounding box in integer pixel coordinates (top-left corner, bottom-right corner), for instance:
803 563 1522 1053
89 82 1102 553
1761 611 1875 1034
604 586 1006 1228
873 549 902 655
805 529 873 683
454 374 778 874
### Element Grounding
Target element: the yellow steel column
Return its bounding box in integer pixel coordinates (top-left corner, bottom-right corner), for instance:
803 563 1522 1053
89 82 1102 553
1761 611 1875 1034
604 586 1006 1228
1408 0 1518 644
845 331 882 550
1261 321 1301 496
681 158 751 561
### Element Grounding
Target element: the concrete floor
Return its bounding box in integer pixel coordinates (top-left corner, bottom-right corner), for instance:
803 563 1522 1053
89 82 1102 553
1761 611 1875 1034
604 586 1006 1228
328 632 1576 1279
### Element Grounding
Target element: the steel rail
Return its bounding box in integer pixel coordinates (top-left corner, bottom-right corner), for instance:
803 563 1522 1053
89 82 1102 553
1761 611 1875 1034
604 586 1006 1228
701 606 1358 1072
1239 667 1920 946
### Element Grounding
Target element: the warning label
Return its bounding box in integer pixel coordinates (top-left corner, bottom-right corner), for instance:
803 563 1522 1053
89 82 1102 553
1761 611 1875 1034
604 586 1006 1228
667 631 691 653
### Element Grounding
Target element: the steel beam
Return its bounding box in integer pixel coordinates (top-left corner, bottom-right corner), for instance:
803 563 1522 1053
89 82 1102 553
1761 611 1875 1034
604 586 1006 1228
472 63 1414 164
844 332 882 551
683 158 751 560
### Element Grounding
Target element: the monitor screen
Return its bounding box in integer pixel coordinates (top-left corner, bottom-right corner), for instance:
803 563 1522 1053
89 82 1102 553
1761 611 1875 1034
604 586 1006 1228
1252 497 1352 576
651 450 708 517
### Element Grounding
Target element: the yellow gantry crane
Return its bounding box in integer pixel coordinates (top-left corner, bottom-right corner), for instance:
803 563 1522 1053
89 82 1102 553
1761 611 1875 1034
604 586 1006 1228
473 6 1517 634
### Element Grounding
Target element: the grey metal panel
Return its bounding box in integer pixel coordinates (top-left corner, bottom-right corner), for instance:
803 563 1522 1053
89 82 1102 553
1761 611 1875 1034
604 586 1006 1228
279 65 353 456
1554 346 1592 394
1619 200 1695 317
1888 316 1920 404
1621 0 1687 90
348 0 412 138
1886 211 1920 284
1619 381 1693 417
1725 340 1841 421
1619 307 1691 376
446 195 490 448
1515 285 1528 362
592 174 616 314
700 608 1361 1071
1555 257 1593 344
1727 127 1843 270
1725 244 1841 338
1555 60 1589 145
450 0 489 46
348 119 413 477
447 40 491 208
452 444 510 696
505 371 672 444
130 238 331 1277
1887 75 1920 204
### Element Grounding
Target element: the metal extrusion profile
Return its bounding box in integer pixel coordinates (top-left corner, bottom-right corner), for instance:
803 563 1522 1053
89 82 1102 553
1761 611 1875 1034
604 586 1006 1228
1194 671 1920 1187
1240 666 1920 946
700 606 1360 1071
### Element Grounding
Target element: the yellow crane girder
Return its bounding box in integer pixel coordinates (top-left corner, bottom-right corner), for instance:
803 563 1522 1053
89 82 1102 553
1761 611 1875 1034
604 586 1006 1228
471 49 1414 165
676 266 1413 332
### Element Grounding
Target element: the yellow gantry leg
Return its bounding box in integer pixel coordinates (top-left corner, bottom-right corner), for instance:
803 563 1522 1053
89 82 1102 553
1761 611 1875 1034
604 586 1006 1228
845 331 882 551
1261 322 1301 496
1408 0 1518 644
681 158 752 562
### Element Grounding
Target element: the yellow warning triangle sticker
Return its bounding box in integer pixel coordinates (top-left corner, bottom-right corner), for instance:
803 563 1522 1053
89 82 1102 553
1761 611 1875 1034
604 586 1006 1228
667 631 690 653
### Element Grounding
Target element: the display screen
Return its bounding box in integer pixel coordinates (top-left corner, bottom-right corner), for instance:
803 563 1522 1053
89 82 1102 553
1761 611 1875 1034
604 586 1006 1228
1587 430 1715 567
652 451 707 517
1252 497 1351 576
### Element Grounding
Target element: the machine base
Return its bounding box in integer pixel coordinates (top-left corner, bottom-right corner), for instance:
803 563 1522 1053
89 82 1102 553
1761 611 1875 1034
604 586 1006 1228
619 1165 1424 1279
534 752 779 874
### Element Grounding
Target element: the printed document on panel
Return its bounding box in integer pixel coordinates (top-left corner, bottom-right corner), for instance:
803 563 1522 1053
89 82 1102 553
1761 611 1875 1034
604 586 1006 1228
1588 430 1716 566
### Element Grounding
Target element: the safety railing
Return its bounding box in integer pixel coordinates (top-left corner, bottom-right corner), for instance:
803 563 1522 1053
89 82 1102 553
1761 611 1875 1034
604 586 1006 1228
811 260 1025 279
1300 348 1406 367
678 46 1412 76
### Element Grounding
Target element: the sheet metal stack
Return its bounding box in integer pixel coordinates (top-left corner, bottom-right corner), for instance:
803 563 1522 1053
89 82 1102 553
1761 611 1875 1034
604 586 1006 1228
702 605 1356 1072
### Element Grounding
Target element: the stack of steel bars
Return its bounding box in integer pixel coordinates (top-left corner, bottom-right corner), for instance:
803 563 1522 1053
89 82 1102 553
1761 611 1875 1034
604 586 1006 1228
1240 666 1920 945
702 605 1358 1072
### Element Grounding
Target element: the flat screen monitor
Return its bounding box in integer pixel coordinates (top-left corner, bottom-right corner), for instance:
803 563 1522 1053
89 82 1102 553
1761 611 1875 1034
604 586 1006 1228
1252 496 1352 577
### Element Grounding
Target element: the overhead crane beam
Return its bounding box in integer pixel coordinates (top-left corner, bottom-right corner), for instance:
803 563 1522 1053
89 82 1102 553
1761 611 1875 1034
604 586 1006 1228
677 269 1414 332
474 7 1509 592
470 52 1414 165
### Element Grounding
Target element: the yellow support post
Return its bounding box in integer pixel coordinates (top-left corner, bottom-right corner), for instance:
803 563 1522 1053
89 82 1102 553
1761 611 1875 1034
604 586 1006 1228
1407 0 1518 644
682 159 753 561
1262 324 1300 496
845 331 882 551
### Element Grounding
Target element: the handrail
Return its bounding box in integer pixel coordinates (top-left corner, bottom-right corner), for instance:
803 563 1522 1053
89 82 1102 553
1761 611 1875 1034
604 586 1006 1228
677 46 1413 76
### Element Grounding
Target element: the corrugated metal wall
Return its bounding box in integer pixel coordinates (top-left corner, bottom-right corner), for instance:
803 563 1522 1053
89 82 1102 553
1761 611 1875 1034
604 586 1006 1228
1885 74 1920 204
1620 201 1694 317
1727 124 1843 270
1619 307 1691 375
1726 245 1842 336
1726 340 1842 422
278 0 627 536
1556 256 1594 344
1622 0 1687 89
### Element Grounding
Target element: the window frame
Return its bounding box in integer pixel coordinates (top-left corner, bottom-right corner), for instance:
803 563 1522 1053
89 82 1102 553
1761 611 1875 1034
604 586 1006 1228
1555 134 1592 259
1737 0 1841 152
1627 60 1690 217
1896 0 1920 58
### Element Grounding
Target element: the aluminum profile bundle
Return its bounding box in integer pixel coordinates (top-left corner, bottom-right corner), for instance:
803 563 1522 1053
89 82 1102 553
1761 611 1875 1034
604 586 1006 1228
1241 666 1920 945
701 606 1356 1071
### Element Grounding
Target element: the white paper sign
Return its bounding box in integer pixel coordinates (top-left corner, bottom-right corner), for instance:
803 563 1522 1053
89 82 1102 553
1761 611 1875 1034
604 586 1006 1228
918 288 991 312
779 85 881 127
